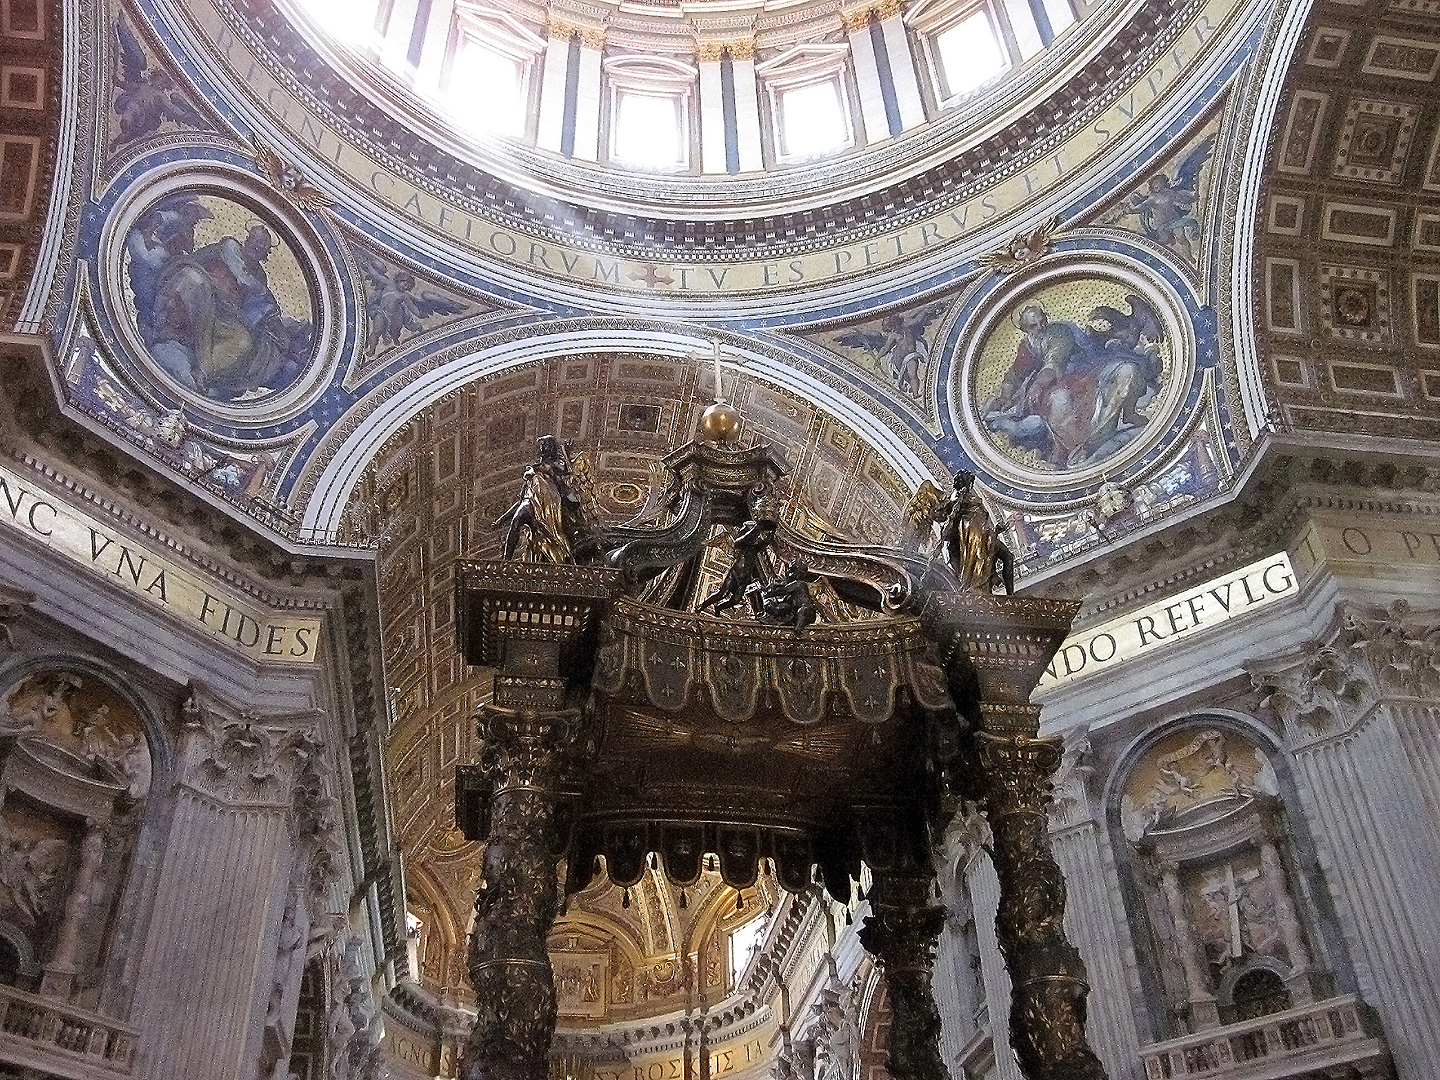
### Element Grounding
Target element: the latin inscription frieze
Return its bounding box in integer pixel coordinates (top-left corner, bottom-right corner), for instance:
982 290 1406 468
0 466 322 663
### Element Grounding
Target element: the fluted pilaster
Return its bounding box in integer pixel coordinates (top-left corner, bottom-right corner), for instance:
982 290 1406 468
130 686 330 1080
1045 739 1145 1079
1248 600 1440 1079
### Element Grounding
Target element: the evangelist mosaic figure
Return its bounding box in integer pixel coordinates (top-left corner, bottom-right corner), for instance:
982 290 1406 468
982 294 1164 470
125 193 314 402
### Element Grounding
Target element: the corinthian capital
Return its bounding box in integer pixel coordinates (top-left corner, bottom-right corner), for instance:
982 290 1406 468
1048 729 1095 830
1248 599 1440 745
973 731 1063 819
1340 599 1440 701
178 682 327 807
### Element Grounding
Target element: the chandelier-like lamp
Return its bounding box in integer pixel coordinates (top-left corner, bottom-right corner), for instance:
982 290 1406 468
455 414 1106 1080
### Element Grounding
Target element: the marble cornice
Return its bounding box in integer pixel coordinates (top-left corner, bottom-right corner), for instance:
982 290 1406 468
1028 435 1440 626
387 969 772 1046
0 335 377 586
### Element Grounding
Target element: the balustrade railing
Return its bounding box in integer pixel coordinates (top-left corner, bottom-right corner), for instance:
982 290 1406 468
1141 996 1387 1079
0 984 135 1078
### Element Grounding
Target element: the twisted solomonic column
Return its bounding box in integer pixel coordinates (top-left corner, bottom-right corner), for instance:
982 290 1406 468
974 721 1106 1080
461 705 580 1080
858 872 949 1080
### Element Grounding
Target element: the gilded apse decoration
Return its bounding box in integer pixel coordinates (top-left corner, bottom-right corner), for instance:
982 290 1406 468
121 191 317 405
972 280 1172 475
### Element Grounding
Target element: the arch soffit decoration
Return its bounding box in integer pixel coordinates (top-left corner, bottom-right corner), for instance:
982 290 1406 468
300 329 940 534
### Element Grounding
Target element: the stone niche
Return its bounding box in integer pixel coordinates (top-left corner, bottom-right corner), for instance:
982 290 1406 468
0 669 151 1000
1117 724 1329 1033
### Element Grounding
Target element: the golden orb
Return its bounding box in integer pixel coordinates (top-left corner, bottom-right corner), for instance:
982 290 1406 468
698 400 743 444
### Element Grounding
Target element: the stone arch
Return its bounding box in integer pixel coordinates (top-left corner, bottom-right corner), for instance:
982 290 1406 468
0 919 40 988
297 325 939 536
0 657 163 999
0 651 170 785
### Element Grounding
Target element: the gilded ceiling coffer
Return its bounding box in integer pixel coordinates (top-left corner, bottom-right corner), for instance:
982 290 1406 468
455 433 1108 1080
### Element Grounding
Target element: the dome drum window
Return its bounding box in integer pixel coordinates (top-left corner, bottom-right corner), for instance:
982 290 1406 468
603 56 699 172
755 44 857 163
905 0 1013 104
442 5 547 139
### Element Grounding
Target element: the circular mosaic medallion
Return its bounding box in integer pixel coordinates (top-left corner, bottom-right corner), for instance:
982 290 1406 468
119 190 317 405
959 261 1193 490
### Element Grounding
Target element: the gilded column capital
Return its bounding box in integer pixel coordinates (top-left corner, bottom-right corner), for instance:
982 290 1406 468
474 703 584 797
973 730 1063 819
841 7 873 33
873 0 904 19
579 26 607 48
696 42 725 62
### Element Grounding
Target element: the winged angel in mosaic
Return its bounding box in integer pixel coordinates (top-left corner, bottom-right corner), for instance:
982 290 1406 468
114 18 209 143
1118 134 1217 264
357 251 468 353
834 302 946 399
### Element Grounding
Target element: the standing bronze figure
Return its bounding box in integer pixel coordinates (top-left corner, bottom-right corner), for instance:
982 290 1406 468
939 471 1014 594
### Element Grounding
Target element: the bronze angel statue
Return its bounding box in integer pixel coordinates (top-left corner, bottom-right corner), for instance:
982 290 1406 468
901 472 1013 594
493 436 596 563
